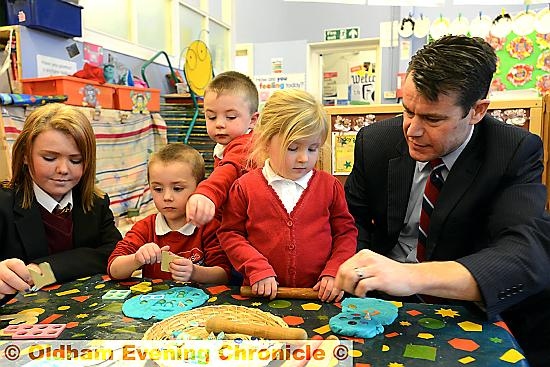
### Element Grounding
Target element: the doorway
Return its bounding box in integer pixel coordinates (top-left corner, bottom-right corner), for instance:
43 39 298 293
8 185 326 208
307 38 381 105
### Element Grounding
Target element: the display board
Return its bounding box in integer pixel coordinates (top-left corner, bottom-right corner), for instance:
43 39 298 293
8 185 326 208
322 98 549 208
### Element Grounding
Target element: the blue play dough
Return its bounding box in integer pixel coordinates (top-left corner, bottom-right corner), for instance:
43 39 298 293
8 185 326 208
329 297 398 339
122 286 209 320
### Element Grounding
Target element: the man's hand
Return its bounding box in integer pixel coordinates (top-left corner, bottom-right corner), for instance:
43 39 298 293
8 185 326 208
335 249 418 298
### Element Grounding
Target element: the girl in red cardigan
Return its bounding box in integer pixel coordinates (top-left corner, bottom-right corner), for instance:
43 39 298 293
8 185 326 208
218 89 357 302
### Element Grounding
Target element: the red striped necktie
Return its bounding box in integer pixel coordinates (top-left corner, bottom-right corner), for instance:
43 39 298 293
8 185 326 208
417 158 445 262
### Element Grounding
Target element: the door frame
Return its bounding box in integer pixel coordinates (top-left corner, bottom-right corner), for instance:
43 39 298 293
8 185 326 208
307 38 382 104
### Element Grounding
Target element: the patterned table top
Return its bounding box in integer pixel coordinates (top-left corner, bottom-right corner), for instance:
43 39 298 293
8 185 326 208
0 275 529 366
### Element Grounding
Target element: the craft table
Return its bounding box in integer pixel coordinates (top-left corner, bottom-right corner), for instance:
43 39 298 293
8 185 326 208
0 275 529 366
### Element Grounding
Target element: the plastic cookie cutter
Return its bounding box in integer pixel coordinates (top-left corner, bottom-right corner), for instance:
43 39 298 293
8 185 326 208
102 289 132 300
28 262 56 292
139 294 165 301
3 324 66 339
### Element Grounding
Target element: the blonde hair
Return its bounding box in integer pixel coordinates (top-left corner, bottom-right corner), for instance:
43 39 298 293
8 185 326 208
148 143 205 184
249 89 329 167
205 71 259 114
9 103 102 211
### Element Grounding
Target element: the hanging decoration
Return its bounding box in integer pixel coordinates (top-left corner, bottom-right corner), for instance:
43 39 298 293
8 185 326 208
490 12 512 38
486 34 506 51
184 40 213 97
511 9 536 36
536 51 550 72
506 36 534 60
534 7 550 34
535 74 550 95
413 14 431 38
536 33 550 50
490 78 506 93
449 14 469 36
430 15 450 40
469 14 492 39
506 64 534 86
398 16 415 38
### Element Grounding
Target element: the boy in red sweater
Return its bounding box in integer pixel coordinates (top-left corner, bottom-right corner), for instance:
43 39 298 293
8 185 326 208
218 89 357 302
186 71 259 226
108 143 230 283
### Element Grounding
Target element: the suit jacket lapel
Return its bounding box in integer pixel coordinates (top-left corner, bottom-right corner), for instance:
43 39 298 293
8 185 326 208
13 193 49 260
427 125 483 258
387 139 415 237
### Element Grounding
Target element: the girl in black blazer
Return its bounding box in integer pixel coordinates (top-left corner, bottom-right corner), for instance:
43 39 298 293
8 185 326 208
0 103 121 301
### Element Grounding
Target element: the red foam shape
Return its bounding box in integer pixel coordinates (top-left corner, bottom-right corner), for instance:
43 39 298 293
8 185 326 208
406 309 423 316
493 320 512 334
448 338 480 352
41 284 62 291
40 314 62 324
207 285 231 295
384 331 400 338
71 295 92 303
231 294 249 301
282 315 304 326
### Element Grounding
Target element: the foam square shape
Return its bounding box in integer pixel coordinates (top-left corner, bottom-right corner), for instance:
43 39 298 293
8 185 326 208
4 324 66 339
102 289 132 300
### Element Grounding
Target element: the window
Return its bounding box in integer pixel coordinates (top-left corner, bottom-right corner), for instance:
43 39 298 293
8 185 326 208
80 0 233 70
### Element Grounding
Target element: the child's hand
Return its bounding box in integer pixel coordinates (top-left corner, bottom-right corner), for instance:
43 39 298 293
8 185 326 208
251 277 278 300
313 276 344 303
186 194 215 227
169 257 194 282
134 244 169 265
0 259 32 298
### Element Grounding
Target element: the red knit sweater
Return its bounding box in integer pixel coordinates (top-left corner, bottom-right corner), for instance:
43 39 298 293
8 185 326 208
108 214 231 280
218 169 357 287
194 133 253 210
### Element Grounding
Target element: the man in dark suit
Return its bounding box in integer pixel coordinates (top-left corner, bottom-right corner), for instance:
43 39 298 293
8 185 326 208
336 35 550 366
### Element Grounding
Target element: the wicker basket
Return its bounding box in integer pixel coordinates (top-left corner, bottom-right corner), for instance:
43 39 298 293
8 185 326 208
143 305 288 340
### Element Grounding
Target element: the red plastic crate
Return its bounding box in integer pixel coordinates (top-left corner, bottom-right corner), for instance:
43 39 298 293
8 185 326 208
112 85 160 113
22 76 114 109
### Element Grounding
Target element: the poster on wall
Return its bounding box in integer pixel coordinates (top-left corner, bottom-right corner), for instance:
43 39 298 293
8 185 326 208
487 10 550 97
253 73 306 109
271 58 283 74
349 62 376 104
36 55 77 77
83 42 104 67
332 132 357 175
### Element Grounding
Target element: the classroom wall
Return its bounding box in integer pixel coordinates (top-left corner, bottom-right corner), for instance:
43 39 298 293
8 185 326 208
18 27 177 93
235 0 548 103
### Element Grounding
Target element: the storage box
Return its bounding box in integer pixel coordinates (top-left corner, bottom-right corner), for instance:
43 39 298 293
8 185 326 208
112 85 160 113
22 76 115 109
5 0 82 38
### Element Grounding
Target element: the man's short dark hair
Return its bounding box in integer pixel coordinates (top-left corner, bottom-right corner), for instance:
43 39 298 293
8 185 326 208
407 35 497 114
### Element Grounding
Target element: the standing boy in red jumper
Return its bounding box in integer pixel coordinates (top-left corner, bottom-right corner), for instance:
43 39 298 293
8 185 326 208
186 71 259 226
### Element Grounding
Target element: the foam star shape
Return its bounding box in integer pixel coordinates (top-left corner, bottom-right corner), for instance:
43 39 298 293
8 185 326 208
435 308 460 318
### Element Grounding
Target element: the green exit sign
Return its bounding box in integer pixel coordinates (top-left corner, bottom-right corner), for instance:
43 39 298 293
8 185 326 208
324 27 360 41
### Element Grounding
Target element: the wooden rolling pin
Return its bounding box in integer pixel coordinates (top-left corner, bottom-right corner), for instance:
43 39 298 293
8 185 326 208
205 317 308 340
240 286 318 300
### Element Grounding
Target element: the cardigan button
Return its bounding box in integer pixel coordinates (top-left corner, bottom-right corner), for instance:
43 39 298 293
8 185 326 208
288 243 295 250
286 220 293 227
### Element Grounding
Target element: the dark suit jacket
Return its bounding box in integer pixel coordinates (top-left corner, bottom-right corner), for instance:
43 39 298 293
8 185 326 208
345 115 550 364
0 188 122 282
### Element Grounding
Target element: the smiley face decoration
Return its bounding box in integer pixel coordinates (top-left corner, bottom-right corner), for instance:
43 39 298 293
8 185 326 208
184 40 213 97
